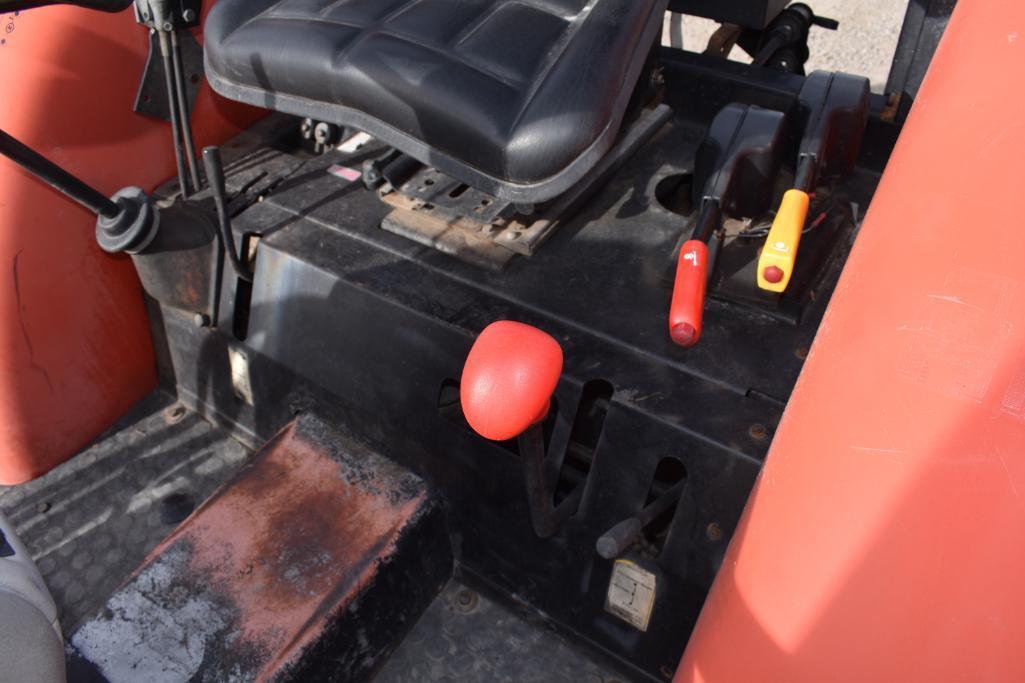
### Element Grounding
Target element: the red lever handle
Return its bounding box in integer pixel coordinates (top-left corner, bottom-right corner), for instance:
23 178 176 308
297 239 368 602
669 239 709 347
460 321 563 441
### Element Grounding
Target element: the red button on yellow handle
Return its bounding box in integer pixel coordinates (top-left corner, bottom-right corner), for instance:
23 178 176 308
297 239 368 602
763 265 784 284
757 189 810 293
460 321 563 441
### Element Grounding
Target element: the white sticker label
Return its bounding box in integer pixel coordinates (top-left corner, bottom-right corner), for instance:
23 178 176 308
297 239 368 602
228 347 253 405
605 559 657 631
338 131 372 153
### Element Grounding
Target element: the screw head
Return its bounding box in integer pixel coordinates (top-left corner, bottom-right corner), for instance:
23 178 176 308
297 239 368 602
454 588 479 613
181 8 196 22
35 501 50 514
749 423 767 441
193 313 210 328
706 522 723 541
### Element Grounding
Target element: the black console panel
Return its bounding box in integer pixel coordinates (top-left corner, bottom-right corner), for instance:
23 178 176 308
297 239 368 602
155 50 892 681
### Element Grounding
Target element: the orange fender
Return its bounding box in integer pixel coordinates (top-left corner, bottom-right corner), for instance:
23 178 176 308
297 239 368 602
0 5 260 484
676 0 1025 680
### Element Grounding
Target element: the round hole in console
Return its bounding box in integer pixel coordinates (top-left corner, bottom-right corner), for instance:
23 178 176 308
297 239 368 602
655 172 694 217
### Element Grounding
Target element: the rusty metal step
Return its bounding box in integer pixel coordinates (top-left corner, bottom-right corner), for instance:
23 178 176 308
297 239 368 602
66 414 451 681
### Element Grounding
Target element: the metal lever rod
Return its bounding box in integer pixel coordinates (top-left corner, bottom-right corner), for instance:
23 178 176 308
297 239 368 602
518 423 584 539
202 146 253 282
0 128 120 219
156 29 191 198
170 29 201 192
596 480 685 560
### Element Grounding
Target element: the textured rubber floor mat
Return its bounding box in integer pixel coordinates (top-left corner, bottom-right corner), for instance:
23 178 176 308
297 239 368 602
0 393 627 682
0 392 250 633
376 582 624 683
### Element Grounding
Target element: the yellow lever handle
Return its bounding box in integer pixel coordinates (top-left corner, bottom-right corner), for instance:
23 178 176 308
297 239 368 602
757 189 810 292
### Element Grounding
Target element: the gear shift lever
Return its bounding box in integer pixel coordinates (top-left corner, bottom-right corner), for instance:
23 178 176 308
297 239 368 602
461 321 581 538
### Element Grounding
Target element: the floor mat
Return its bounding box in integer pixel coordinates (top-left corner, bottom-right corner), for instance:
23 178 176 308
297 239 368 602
376 582 623 683
1 392 627 682
0 392 250 633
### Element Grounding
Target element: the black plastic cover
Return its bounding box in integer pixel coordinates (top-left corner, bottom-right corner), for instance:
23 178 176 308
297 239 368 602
693 103 786 218
797 71 870 183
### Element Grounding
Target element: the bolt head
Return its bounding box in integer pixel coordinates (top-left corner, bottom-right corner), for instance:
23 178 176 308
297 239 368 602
706 522 723 541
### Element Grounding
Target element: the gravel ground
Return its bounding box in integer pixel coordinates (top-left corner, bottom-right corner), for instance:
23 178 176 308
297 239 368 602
665 1 911 91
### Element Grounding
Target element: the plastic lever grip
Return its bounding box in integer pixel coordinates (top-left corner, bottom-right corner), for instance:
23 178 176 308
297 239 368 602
757 189 810 292
460 321 563 441
669 240 710 347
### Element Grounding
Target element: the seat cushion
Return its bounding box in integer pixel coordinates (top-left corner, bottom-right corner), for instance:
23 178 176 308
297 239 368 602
204 0 668 202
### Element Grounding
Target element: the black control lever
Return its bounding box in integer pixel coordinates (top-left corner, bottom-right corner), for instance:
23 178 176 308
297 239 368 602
135 0 201 197
596 481 685 560
1 128 120 219
519 423 586 538
0 0 131 13
461 321 582 539
0 127 157 253
746 2 839 74
2 127 231 324
202 146 253 282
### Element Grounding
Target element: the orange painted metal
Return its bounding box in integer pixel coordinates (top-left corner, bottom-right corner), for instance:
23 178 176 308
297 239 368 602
68 415 450 680
0 5 259 483
676 1 1025 680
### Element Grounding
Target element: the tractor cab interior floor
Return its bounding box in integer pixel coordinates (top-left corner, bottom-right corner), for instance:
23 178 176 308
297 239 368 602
0 394 624 682
0 49 896 683
132 51 890 682
0 392 249 634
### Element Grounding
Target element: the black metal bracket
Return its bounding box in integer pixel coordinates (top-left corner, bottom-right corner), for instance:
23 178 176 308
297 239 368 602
133 0 201 30
134 27 203 123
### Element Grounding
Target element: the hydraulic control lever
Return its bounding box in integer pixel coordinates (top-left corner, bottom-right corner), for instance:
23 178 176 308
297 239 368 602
0 0 130 13
669 104 786 347
135 0 202 197
0 128 158 251
203 146 253 282
1 128 234 323
596 481 685 560
460 321 581 538
757 71 870 292
746 2 839 74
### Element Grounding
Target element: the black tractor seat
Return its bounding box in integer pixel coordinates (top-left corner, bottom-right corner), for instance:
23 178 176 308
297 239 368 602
204 0 669 202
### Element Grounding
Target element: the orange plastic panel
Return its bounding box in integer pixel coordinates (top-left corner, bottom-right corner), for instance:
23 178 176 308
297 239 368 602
461 321 563 441
676 1 1025 680
0 6 259 484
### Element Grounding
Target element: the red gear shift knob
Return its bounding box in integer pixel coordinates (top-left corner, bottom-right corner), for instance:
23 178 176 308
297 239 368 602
460 321 563 441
